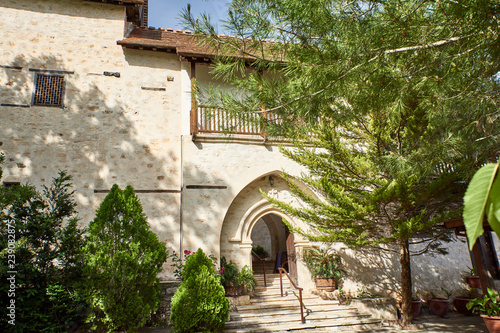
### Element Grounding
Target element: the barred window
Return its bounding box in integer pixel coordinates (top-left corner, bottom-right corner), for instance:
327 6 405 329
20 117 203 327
32 73 65 107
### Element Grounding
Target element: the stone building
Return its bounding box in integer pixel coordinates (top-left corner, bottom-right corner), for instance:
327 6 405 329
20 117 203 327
0 0 495 297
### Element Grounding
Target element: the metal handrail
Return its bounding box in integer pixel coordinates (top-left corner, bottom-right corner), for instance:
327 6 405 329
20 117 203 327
278 267 305 324
251 251 267 287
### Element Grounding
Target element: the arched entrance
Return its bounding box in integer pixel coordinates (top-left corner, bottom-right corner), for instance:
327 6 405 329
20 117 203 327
219 173 313 286
250 214 298 282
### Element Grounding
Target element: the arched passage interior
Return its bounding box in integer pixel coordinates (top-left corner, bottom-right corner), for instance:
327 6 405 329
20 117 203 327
250 213 290 274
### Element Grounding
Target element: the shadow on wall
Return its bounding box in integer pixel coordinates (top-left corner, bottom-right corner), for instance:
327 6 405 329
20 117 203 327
340 239 470 299
1 55 179 250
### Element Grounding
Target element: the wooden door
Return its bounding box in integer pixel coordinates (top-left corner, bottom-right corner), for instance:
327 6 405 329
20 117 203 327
286 233 298 284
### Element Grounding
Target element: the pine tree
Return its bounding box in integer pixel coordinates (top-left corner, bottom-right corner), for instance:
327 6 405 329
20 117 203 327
183 0 500 325
82 184 167 331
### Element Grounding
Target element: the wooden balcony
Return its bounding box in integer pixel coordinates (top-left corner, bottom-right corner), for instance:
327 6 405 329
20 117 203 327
191 105 282 137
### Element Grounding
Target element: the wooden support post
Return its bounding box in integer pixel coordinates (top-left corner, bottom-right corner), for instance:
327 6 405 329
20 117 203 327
190 62 198 135
473 241 492 294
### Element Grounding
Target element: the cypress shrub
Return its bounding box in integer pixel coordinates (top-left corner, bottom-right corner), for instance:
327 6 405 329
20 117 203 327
81 184 167 332
170 249 229 332
0 169 85 333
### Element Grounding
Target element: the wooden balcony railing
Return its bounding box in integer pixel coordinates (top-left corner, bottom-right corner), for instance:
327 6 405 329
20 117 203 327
191 105 282 136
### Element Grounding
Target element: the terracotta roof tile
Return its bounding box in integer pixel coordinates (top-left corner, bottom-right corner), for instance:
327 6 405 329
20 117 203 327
117 26 277 61
118 27 219 58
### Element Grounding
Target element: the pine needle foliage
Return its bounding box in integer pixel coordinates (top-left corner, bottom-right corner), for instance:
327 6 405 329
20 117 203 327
183 0 500 325
82 184 167 332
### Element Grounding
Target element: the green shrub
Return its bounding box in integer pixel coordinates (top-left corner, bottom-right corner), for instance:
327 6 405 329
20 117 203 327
182 248 215 281
0 167 85 333
170 249 229 332
81 184 167 332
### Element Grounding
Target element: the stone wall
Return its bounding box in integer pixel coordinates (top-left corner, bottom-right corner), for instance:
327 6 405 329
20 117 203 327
0 0 183 279
148 281 181 326
0 0 484 295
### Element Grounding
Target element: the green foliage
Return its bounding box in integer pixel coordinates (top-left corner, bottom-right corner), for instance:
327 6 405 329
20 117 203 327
252 245 268 258
182 248 216 281
170 249 229 333
220 257 239 287
81 184 167 332
238 265 257 293
167 249 194 280
464 163 500 250
467 288 500 316
0 169 86 332
303 247 345 281
429 287 452 300
184 0 500 326
220 257 256 293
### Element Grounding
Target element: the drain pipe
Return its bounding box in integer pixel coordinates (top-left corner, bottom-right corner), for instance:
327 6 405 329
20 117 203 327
179 134 184 259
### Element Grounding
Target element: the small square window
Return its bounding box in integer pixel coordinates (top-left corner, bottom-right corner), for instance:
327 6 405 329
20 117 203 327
32 73 65 107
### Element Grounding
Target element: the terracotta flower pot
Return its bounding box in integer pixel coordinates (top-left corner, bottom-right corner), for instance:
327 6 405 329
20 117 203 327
467 276 482 289
224 285 244 297
399 300 422 318
428 298 450 317
315 276 336 291
481 314 500 333
454 297 476 316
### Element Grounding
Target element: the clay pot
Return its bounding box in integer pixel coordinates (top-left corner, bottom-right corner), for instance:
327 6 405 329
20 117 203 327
224 285 244 297
400 300 422 318
428 298 450 317
467 276 481 289
481 315 500 333
315 276 336 291
454 297 476 316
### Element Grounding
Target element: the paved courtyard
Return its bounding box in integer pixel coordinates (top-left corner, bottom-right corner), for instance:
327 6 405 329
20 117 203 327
139 313 487 332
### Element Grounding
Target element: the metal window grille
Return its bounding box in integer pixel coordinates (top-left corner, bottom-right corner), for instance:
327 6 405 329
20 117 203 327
33 73 65 107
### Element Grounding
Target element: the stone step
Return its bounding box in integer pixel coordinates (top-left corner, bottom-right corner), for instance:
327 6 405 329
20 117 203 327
230 305 359 320
248 294 326 305
229 274 382 333
227 310 372 327
235 300 344 313
223 317 382 332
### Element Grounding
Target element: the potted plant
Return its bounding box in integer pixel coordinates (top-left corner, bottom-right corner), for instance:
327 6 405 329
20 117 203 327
427 287 451 317
411 297 423 318
303 247 345 291
399 295 422 318
454 289 478 316
467 288 500 332
466 267 482 289
252 245 269 260
220 257 256 296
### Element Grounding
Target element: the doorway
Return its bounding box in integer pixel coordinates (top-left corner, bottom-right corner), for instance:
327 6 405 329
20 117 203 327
250 213 297 282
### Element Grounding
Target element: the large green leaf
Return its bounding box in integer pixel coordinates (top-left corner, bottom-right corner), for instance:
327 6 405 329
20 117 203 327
463 163 499 250
487 174 500 236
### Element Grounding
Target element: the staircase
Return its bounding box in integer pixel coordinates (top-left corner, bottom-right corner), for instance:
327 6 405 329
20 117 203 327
224 274 383 332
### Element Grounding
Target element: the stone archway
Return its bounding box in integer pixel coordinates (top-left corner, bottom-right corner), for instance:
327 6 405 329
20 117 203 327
218 173 313 287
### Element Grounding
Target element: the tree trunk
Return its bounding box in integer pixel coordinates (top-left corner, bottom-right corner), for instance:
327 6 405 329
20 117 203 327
400 238 413 327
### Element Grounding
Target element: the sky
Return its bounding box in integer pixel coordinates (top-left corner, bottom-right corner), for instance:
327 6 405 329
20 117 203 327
148 0 230 30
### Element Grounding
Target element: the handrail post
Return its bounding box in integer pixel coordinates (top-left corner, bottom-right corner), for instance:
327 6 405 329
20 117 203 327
278 267 305 323
279 269 283 297
252 250 267 287
299 289 305 323
262 260 267 287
